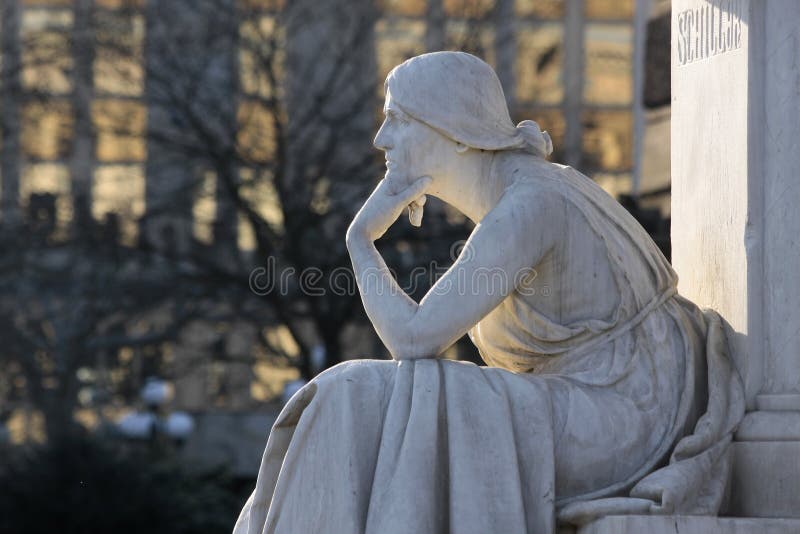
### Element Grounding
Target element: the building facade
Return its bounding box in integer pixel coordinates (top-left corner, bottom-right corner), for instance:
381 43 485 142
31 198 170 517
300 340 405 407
0 0 644 443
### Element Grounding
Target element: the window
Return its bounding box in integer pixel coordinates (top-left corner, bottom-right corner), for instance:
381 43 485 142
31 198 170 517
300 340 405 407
581 109 633 172
236 0 284 10
583 24 633 106
237 100 277 163
21 8 73 94
585 0 634 21
380 0 427 17
22 0 73 7
515 23 564 105
92 99 147 162
92 164 145 246
239 15 284 100
443 0 495 19
94 0 146 8
192 170 216 245
515 0 564 19
94 10 145 97
593 172 632 199
21 100 73 160
239 168 283 231
21 163 72 238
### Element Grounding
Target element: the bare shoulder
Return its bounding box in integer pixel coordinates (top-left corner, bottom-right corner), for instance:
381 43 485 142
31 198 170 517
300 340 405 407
464 156 567 265
491 153 569 225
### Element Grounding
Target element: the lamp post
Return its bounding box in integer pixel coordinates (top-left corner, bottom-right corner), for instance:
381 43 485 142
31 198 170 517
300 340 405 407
117 377 194 449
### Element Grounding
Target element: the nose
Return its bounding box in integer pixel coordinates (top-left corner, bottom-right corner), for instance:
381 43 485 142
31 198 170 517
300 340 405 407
373 120 392 151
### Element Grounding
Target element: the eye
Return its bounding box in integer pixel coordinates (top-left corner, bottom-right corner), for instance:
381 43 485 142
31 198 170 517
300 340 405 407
387 110 409 126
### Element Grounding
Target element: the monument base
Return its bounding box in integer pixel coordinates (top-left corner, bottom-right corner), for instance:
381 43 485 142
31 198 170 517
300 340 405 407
726 402 800 518
575 515 800 534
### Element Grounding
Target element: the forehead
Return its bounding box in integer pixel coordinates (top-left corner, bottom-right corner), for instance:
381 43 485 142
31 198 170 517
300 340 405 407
383 88 403 115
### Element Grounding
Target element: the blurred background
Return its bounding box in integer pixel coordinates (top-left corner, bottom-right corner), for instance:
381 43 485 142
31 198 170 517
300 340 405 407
0 0 671 531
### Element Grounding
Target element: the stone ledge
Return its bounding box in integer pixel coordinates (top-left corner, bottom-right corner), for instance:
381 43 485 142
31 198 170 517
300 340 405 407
576 515 800 534
756 395 800 412
736 410 800 441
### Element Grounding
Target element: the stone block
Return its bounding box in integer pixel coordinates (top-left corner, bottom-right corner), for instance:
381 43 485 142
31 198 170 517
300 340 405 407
727 440 800 518
577 515 800 534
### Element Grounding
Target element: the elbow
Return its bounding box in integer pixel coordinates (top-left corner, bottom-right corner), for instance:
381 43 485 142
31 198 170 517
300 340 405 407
385 326 442 361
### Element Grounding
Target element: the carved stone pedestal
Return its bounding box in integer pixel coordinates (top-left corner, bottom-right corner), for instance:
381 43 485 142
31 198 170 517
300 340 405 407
727 407 800 517
670 0 800 522
577 516 800 534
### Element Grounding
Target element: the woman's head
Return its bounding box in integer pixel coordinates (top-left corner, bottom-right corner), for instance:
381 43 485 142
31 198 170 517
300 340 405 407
383 51 552 159
373 86 462 193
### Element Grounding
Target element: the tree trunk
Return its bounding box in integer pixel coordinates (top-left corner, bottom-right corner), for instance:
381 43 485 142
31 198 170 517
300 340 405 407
321 328 342 374
1 1 22 226
42 389 81 444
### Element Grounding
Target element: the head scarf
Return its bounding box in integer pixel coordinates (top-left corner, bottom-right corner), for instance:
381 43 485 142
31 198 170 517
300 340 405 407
386 51 553 158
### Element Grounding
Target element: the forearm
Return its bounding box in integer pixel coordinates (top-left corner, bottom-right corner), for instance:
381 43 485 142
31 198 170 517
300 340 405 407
346 230 423 358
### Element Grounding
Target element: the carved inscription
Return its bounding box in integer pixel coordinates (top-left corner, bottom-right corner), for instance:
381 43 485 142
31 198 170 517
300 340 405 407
676 0 743 66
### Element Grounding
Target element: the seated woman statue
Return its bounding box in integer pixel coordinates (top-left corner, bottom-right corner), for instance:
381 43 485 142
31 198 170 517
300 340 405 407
234 52 744 534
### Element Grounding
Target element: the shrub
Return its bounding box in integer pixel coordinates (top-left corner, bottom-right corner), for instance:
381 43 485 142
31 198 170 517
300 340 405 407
0 434 243 534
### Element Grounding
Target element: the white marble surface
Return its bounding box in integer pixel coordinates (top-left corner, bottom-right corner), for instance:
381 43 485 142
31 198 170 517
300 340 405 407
729 441 800 517
578 515 800 534
670 0 756 403
671 0 800 408
234 52 743 534
761 1 800 399
671 1 800 521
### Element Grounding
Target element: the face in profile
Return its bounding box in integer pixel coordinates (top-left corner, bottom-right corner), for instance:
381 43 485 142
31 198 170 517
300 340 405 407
373 88 454 194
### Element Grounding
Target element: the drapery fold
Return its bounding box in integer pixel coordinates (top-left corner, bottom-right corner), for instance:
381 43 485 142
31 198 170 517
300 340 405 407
233 155 744 534
235 359 557 534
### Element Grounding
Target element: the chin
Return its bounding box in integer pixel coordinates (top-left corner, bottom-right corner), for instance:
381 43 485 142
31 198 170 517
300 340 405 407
384 168 411 191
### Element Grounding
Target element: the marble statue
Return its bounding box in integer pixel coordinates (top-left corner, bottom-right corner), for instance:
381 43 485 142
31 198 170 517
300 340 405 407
233 51 744 534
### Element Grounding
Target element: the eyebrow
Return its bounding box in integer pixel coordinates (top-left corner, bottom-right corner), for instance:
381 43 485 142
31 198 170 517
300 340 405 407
384 106 407 120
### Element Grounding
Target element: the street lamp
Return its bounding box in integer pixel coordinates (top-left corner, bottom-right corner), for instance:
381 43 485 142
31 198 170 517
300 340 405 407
140 377 173 409
117 377 194 445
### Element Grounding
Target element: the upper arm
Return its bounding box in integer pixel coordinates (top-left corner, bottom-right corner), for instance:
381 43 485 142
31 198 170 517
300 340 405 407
396 188 562 359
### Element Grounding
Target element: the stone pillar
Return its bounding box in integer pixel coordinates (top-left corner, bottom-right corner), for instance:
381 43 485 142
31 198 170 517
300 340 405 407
670 0 800 518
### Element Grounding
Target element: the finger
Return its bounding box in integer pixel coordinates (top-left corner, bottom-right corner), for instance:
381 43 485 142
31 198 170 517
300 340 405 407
408 203 423 227
408 196 426 212
408 193 426 226
411 194 427 208
396 176 432 204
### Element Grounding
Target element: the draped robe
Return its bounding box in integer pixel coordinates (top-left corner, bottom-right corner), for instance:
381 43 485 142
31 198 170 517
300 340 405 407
234 154 744 534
